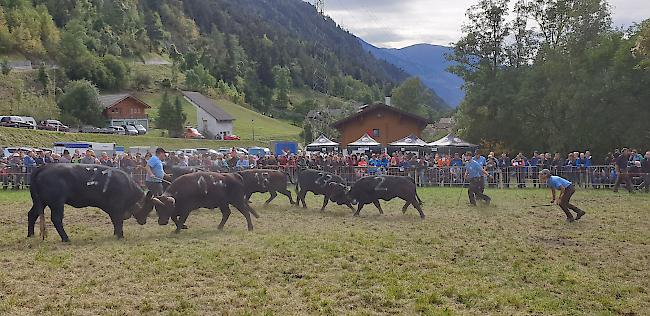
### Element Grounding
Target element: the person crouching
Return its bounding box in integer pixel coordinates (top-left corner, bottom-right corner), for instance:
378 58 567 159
539 169 585 222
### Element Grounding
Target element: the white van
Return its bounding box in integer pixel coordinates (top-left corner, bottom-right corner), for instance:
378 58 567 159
21 116 37 129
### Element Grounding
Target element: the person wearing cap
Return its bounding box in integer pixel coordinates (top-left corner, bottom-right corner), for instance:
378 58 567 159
145 148 167 196
539 169 585 222
464 151 491 206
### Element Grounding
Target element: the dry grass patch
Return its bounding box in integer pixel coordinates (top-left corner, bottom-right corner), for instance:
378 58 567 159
0 188 648 315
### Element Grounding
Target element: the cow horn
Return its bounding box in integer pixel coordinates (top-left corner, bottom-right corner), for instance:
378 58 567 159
168 197 176 206
152 197 165 207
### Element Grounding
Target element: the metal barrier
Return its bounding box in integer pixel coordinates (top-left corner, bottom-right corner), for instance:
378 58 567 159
2 164 648 191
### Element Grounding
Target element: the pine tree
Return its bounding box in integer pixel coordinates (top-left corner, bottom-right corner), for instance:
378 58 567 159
156 91 173 131
172 96 187 134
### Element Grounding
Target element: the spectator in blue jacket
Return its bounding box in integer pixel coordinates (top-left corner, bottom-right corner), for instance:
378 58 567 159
23 150 36 186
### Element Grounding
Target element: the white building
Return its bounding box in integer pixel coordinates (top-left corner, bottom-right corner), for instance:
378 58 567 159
182 91 235 140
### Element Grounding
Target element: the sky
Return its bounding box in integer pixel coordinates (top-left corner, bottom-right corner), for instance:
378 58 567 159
305 0 650 48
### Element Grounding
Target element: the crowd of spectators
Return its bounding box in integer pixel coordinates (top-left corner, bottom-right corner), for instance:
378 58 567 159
1 146 649 192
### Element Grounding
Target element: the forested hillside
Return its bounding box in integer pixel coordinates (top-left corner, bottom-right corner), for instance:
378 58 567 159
0 0 433 118
450 0 650 155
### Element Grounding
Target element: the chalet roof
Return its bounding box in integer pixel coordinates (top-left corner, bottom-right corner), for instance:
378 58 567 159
307 135 339 148
332 103 430 129
348 134 381 147
182 91 235 122
428 133 476 148
389 134 428 147
98 94 151 110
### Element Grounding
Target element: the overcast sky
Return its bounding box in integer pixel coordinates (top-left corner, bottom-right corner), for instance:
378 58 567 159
305 0 650 48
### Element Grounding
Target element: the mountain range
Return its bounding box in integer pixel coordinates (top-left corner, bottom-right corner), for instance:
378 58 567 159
360 41 465 107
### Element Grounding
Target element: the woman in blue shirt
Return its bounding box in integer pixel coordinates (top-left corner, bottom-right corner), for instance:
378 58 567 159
539 169 585 222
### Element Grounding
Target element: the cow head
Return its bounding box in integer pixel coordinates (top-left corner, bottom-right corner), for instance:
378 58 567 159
131 191 155 225
328 182 353 205
345 185 359 206
151 195 176 225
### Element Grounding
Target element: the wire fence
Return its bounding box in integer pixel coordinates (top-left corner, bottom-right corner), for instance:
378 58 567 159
2 164 648 191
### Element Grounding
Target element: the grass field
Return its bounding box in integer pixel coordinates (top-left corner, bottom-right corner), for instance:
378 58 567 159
0 126 258 150
0 188 648 315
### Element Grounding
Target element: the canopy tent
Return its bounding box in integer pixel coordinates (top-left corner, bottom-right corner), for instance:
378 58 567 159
347 134 382 154
387 134 430 155
306 135 340 152
428 133 478 155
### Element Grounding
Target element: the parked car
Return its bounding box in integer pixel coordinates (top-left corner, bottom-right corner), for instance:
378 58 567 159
122 125 139 136
177 148 198 156
196 148 218 156
0 116 33 129
131 124 147 135
184 127 205 139
223 134 241 140
248 147 271 157
38 120 69 132
109 126 126 135
21 117 37 129
2 147 34 158
217 147 248 156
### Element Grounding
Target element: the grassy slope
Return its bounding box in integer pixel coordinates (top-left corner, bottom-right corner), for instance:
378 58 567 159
0 188 648 314
136 91 301 143
0 126 257 149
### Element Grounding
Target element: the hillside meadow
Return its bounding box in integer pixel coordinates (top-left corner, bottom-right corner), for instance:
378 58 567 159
0 188 648 315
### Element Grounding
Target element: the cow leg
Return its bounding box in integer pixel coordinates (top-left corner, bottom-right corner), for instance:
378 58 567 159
108 213 124 239
174 211 190 233
320 196 329 212
217 205 231 230
353 203 365 217
346 203 355 212
264 191 278 207
27 202 45 237
401 201 411 214
170 216 189 229
412 198 426 219
50 204 69 242
233 202 254 231
298 190 308 208
278 188 295 205
373 200 384 215
245 193 252 204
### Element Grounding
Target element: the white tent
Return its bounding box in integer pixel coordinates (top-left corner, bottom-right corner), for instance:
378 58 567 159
388 134 429 154
347 134 382 154
348 134 381 147
428 133 477 154
389 134 428 147
306 135 339 152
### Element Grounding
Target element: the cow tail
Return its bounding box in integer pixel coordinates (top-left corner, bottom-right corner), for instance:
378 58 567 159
285 171 295 185
30 167 47 240
416 192 424 206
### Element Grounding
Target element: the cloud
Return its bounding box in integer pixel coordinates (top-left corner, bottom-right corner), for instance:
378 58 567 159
306 0 650 48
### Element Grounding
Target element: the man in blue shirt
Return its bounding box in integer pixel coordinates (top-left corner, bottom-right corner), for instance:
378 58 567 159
23 150 36 186
539 169 585 222
146 147 167 196
464 151 491 206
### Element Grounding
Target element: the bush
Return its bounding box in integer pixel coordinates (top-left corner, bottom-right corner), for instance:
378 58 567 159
57 80 103 126
1 59 11 75
133 72 153 90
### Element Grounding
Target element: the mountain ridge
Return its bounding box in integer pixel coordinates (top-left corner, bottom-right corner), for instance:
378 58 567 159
359 40 465 107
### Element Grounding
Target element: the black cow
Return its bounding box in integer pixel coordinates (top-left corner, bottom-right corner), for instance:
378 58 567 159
28 164 154 242
347 175 425 219
133 172 259 232
295 169 354 212
162 165 204 190
238 169 295 206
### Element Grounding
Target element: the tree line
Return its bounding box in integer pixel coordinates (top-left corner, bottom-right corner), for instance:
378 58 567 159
450 0 650 156
0 0 440 125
